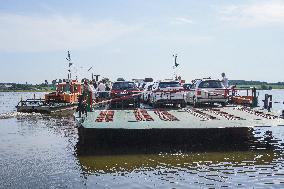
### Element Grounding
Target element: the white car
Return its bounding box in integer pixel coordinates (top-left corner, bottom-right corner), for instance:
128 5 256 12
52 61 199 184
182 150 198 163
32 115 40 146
185 79 228 107
149 81 186 108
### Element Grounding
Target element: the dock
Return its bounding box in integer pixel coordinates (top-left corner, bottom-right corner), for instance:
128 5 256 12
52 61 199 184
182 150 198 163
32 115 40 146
76 106 284 155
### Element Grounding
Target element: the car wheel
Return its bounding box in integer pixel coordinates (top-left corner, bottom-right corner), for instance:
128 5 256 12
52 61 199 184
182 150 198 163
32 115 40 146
221 102 227 107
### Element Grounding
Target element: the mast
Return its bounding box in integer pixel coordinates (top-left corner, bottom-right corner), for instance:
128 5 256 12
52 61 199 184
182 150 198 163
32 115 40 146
66 51 73 80
173 54 179 80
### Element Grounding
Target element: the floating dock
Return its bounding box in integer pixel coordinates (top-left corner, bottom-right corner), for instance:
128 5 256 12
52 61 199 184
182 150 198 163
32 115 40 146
76 106 284 154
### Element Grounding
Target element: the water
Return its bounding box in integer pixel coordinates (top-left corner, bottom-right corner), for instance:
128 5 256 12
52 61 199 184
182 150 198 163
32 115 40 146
0 91 284 188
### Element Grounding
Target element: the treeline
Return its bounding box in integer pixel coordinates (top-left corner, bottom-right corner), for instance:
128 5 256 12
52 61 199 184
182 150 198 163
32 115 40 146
229 80 284 90
229 80 284 85
0 83 52 91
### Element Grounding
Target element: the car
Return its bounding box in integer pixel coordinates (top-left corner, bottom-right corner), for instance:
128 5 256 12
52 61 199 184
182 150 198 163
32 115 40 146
110 81 141 108
149 81 186 108
185 79 228 107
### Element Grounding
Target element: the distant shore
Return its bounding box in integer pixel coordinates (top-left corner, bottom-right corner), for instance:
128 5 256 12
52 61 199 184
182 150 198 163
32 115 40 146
0 90 54 92
236 85 284 90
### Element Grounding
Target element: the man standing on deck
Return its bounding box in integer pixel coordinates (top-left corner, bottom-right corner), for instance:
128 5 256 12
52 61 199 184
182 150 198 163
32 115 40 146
97 80 106 98
97 80 106 92
221 73 229 88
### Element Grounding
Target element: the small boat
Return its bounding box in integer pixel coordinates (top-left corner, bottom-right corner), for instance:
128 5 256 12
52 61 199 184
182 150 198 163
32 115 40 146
16 80 82 114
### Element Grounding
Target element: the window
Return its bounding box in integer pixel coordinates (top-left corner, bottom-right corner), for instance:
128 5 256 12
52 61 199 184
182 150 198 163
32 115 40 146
199 81 223 88
112 82 137 90
159 82 180 88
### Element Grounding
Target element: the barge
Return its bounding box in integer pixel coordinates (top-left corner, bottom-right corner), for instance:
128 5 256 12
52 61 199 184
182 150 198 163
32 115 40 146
75 106 284 155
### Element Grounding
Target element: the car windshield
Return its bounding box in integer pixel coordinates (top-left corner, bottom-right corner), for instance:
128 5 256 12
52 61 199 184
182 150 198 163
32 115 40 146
112 82 138 90
183 84 192 89
159 82 180 88
198 80 223 88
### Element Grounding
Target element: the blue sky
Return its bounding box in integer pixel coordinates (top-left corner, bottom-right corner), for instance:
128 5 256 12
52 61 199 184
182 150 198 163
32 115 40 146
0 0 283 84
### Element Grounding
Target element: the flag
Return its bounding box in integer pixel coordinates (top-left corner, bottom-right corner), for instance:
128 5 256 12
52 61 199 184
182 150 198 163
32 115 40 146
67 51 71 60
69 62 73 67
173 54 179 67
88 67 93 71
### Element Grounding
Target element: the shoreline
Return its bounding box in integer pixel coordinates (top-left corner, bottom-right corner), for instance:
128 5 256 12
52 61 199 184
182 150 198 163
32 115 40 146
0 90 54 93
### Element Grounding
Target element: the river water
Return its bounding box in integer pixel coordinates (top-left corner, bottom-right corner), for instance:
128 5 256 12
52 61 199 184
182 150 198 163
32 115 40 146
0 91 284 189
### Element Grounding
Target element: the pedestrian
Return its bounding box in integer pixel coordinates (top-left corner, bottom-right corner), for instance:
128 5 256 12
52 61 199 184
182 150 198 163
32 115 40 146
97 80 106 92
97 80 106 98
221 73 229 88
93 80 98 89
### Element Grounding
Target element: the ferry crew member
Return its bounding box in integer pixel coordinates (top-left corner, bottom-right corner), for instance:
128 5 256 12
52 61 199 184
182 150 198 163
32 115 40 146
221 73 229 88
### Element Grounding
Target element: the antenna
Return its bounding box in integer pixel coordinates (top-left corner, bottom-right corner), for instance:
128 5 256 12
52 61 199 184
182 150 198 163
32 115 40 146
172 53 179 80
66 51 73 80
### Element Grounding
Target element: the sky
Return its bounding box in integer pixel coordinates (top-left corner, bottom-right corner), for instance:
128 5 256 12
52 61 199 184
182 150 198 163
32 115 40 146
0 0 283 84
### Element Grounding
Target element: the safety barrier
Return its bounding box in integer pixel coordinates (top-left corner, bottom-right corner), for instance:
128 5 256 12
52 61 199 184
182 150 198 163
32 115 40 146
92 92 142 108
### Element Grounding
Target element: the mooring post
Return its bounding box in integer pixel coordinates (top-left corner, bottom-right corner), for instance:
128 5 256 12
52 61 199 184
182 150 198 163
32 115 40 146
263 94 268 109
263 94 273 112
252 87 258 107
268 95 272 112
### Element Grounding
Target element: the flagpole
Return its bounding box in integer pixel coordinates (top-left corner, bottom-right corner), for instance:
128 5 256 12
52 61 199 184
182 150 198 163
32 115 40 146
173 54 179 80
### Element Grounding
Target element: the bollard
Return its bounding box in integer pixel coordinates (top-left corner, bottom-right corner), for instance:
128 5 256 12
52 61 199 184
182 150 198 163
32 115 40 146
263 94 272 111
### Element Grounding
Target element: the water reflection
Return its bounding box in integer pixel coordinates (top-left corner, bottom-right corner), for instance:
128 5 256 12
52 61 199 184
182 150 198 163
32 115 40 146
74 125 284 188
78 151 276 175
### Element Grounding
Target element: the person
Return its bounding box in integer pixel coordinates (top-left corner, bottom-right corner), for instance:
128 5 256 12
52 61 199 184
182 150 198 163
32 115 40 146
105 83 110 91
93 80 98 89
221 73 229 88
97 80 106 98
77 95 87 117
88 81 97 100
97 80 106 92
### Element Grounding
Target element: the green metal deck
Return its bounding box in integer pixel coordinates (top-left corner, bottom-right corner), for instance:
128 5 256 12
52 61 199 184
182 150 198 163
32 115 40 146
76 106 284 129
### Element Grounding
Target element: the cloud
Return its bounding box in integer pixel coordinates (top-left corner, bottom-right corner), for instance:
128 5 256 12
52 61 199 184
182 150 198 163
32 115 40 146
219 0 284 27
171 17 194 25
0 14 138 52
